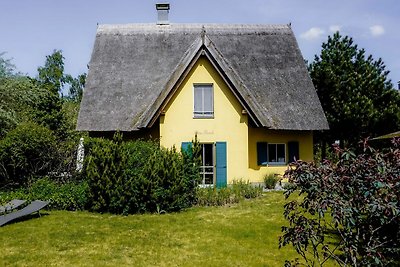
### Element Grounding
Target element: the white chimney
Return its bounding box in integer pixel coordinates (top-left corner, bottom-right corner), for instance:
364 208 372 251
156 3 170 25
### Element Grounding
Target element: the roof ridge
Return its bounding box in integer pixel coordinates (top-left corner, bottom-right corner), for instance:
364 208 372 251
97 23 291 35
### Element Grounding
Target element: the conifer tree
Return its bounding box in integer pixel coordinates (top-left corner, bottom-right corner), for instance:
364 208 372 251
309 32 400 150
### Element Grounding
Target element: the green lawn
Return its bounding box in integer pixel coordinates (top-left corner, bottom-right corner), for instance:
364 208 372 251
0 192 300 266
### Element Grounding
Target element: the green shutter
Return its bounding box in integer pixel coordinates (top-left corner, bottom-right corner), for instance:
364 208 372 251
288 141 299 163
215 142 227 188
181 142 192 157
257 142 268 165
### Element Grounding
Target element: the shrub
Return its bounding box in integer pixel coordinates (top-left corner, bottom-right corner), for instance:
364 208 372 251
0 122 58 187
82 134 201 214
141 146 199 212
280 139 400 266
83 134 128 214
264 173 279 189
0 177 88 210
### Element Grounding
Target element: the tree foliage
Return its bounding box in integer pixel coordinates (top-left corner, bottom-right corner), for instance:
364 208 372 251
0 52 17 78
309 32 400 148
0 122 58 187
37 50 66 95
0 50 87 188
37 49 86 102
280 139 400 266
65 73 86 102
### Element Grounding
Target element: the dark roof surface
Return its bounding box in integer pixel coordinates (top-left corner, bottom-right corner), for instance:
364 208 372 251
77 23 329 131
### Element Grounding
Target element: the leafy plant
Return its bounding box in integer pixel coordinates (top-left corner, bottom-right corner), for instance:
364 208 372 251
280 139 400 266
0 177 88 210
0 122 58 187
264 173 279 189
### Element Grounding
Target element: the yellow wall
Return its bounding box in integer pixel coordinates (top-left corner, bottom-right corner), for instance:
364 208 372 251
160 56 249 182
159 56 314 184
247 128 313 182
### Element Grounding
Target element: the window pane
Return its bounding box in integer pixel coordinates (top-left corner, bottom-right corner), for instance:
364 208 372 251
203 144 213 166
204 173 213 185
268 144 277 162
257 142 268 165
203 87 213 113
194 87 202 113
277 144 285 163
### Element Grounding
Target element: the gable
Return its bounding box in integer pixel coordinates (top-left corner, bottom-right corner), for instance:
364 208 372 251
77 24 329 132
161 56 246 131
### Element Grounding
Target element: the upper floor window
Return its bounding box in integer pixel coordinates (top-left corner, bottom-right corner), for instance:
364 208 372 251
194 84 213 118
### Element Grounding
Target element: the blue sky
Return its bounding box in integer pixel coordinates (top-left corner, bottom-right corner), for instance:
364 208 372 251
1 0 399 87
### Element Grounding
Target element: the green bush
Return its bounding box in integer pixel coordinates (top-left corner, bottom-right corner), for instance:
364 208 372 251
83 134 128 213
82 134 201 214
0 177 88 210
263 173 279 189
0 122 58 187
141 146 199 213
196 180 262 206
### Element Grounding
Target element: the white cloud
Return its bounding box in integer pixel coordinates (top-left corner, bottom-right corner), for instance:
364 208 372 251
369 25 385 37
300 27 325 41
329 25 341 32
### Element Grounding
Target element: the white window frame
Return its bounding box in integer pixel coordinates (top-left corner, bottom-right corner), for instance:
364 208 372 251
267 143 286 165
199 143 215 187
193 84 214 118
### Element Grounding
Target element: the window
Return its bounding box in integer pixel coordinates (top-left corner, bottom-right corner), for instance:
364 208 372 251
182 142 227 188
257 142 286 165
194 84 213 118
200 143 214 186
268 144 286 163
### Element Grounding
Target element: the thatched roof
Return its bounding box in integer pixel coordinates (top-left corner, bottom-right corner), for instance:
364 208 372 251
77 23 329 131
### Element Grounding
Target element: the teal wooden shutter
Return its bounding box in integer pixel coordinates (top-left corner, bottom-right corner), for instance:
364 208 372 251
181 142 192 156
257 142 268 165
288 141 299 163
215 142 227 188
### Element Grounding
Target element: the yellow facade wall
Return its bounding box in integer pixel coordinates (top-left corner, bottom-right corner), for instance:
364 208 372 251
159 56 314 184
160 56 249 182
247 128 313 182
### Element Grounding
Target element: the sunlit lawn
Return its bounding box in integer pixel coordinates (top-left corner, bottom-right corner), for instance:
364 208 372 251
1 192 305 266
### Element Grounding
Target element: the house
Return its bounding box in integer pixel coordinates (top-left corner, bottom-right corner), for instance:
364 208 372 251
77 5 329 187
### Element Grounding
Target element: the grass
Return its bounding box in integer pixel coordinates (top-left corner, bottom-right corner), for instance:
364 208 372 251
0 192 303 266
